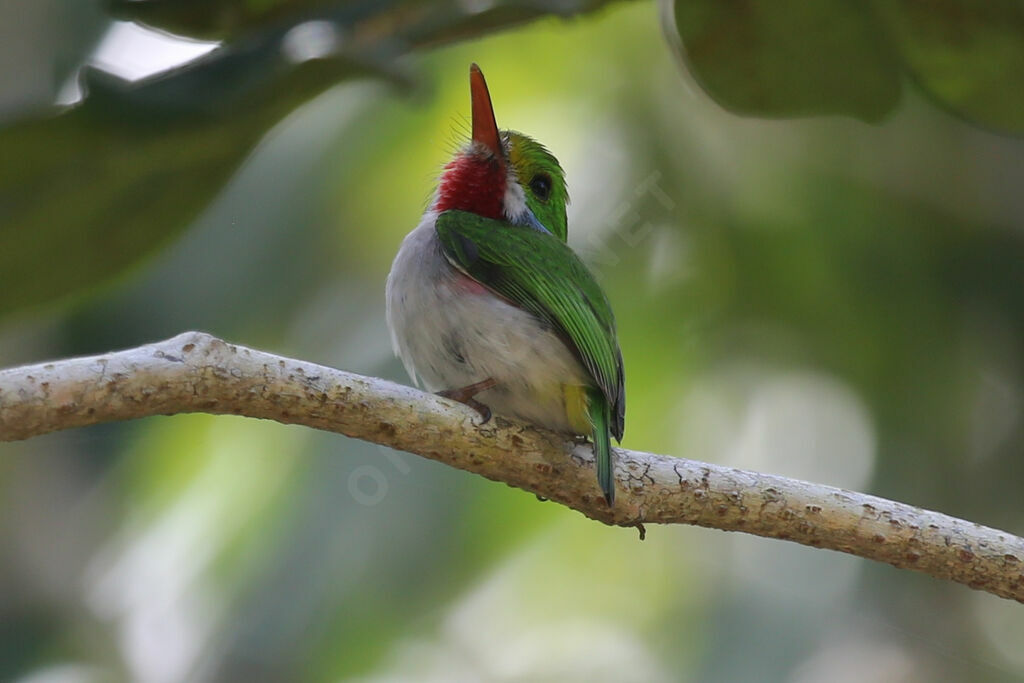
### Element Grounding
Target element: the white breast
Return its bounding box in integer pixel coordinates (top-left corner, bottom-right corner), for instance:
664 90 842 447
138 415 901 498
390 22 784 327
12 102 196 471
384 211 590 434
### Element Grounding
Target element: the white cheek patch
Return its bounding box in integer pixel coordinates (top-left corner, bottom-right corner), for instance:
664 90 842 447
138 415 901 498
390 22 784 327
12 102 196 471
502 172 529 223
501 169 552 235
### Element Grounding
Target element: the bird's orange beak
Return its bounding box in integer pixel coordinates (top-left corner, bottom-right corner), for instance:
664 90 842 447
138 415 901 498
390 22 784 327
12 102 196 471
470 63 503 162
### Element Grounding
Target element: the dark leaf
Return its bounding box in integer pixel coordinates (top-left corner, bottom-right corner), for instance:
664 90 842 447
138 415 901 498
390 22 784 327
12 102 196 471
0 46 364 318
671 0 902 122
877 0 1024 133
668 0 1024 133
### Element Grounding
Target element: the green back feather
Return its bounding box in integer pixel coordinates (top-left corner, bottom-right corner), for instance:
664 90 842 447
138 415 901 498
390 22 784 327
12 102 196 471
435 210 625 445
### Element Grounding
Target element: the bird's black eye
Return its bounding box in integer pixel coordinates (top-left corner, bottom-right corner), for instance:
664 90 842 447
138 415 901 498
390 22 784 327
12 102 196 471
529 173 552 201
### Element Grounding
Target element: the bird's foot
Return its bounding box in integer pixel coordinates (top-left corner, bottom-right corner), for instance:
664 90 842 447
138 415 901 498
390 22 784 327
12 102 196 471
438 378 497 423
461 398 492 423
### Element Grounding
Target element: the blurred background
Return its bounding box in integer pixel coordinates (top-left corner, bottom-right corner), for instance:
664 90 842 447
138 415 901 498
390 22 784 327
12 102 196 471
2 1 1024 681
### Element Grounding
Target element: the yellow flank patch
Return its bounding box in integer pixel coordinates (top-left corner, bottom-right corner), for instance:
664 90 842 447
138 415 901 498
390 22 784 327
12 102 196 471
562 384 592 436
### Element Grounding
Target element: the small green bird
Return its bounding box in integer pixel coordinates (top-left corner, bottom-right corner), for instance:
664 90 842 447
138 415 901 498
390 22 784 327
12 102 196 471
385 64 625 505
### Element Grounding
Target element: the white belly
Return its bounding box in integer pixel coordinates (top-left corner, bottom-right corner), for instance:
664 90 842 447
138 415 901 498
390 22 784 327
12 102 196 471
385 212 591 434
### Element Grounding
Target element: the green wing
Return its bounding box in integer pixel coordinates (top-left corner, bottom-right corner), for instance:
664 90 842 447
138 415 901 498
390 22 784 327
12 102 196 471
435 209 625 440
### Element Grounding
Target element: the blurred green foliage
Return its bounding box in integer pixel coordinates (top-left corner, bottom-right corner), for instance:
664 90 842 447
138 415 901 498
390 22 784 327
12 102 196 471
0 0 617 319
672 0 901 122
671 0 1024 131
2 1 1024 682
107 0 349 39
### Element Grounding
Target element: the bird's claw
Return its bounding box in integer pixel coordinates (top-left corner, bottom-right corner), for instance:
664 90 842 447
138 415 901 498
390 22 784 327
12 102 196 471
438 378 496 424
463 398 492 424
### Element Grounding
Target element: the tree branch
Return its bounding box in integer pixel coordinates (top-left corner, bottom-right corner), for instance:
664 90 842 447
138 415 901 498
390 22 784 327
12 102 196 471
2 331 1022 602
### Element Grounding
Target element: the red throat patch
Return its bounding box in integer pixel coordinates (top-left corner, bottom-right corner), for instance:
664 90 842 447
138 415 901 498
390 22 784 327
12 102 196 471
434 154 506 220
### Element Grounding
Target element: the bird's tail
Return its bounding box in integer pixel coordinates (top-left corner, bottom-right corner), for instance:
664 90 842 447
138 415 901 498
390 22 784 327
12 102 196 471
586 388 615 506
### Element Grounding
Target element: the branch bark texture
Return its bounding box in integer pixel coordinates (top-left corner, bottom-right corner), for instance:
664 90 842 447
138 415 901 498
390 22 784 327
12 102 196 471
2 332 1022 602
